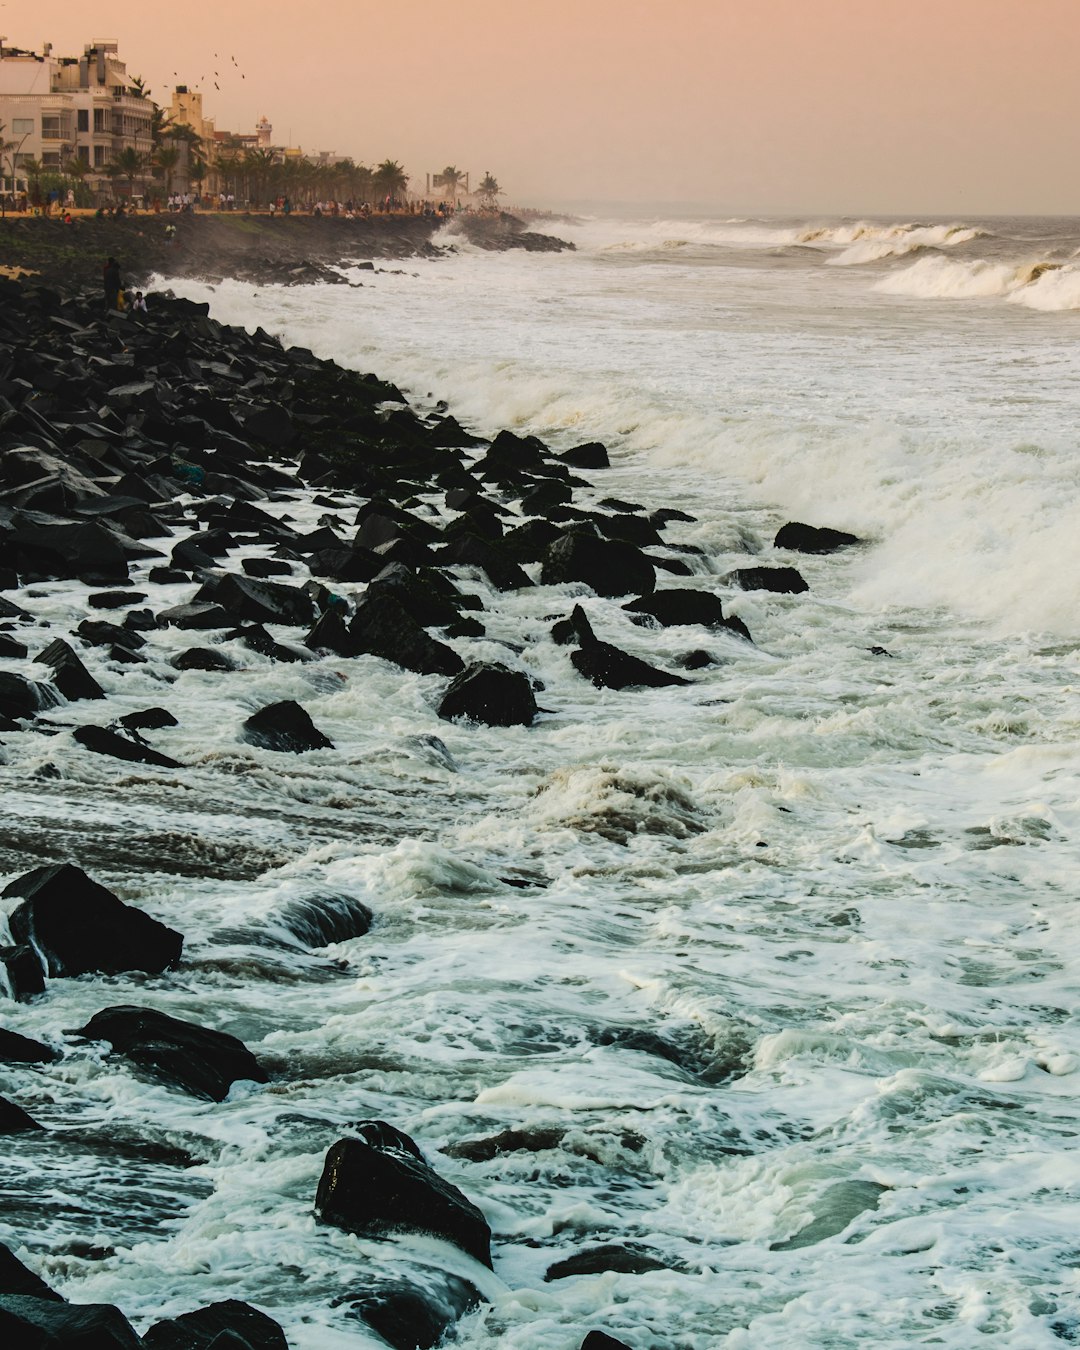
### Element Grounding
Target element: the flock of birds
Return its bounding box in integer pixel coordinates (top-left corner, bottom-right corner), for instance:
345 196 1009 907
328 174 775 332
171 51 244 92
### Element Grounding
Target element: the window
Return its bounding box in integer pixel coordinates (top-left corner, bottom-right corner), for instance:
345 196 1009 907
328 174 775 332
77 110 89 132
42 152 60 167
41 116 63 140
94 108 107 132
77 145 90 164
94 145 107 167
12 119 33 136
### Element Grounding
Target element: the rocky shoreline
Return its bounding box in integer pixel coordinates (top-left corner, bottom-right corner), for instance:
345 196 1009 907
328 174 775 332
0 255 854 1348
0 210 573 295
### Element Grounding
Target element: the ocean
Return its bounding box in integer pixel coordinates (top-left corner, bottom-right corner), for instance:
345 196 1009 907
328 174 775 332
3 212 1080 1348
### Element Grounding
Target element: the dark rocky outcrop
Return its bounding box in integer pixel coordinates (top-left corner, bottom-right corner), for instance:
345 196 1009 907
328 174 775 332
34 639 106 701
541 532 656 598
437 662 538 727
581 1333 634 1350
0 1295 142 1348
571 642 691 691
0 1028 58 1064
141 1299 288 1349
73 725 183 769
74 1006 267 1102
344 591 463 676
727 565 809 593
241 700 334 753
0 1243 63 1301
774 521 861 554
315 1128 492 1268
0 1095 43 1132
3 863 183 979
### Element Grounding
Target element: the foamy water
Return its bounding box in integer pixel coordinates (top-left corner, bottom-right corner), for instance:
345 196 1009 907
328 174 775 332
2 213 1079 1349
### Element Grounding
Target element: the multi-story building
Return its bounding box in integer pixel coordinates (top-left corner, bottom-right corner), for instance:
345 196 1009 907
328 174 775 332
0 39 153 195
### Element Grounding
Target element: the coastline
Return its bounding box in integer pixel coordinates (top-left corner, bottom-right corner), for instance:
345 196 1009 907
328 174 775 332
0 210 572 295
0 236 792 1349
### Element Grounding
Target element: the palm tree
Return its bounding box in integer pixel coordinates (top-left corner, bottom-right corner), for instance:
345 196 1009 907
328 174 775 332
244 148 276 207
63 154 92 208
20 156 44 207
477 171 501 212
164 122 204 195
152 145 181 198
373 159 408 209
0 122 17 216
107 147 147 203
437 165 466 203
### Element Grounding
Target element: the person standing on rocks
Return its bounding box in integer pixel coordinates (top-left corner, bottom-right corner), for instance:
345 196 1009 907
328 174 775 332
103 257 122 311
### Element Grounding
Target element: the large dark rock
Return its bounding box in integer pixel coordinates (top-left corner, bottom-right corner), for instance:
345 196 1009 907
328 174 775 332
142 1299 288 1349
0 672 61 722
348 591 463 676
728 565 809 593
623 589 725 627
34 639 106 701
171 647 235 672
197 573 316 628
74 1006 267 1102
624 589 751 640
0 1028 57 1063
3 863 183 979
73 725 183 769
0 1243 63 1301
315 1130 492 1267
6 521 130 582
437 662 538 727
581 1333 634 1350
435 533 532 591
541 533 655 598
774 521 861 554
158 601 232 630
0 1295 141 1348
571 642 691 691
559 441 610 469
367 562 467 628
241 701 333 753
0 1095 43 1132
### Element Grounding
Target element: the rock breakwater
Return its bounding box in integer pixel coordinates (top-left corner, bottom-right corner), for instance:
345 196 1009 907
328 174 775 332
0 271 852 1348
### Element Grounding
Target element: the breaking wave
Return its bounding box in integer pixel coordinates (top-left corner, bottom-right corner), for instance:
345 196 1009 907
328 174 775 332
874 254 1080 309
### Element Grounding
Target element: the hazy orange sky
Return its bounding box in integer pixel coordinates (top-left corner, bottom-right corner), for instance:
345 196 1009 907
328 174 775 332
2 0 1076 214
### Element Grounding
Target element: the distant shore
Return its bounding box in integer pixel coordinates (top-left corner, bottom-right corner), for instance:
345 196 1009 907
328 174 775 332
0 210 572 295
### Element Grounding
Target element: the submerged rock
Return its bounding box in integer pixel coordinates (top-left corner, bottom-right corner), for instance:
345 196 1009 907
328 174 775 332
74 1005 268 1101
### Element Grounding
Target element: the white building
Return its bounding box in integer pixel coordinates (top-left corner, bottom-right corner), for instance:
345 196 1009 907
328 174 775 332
0 39 153 195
